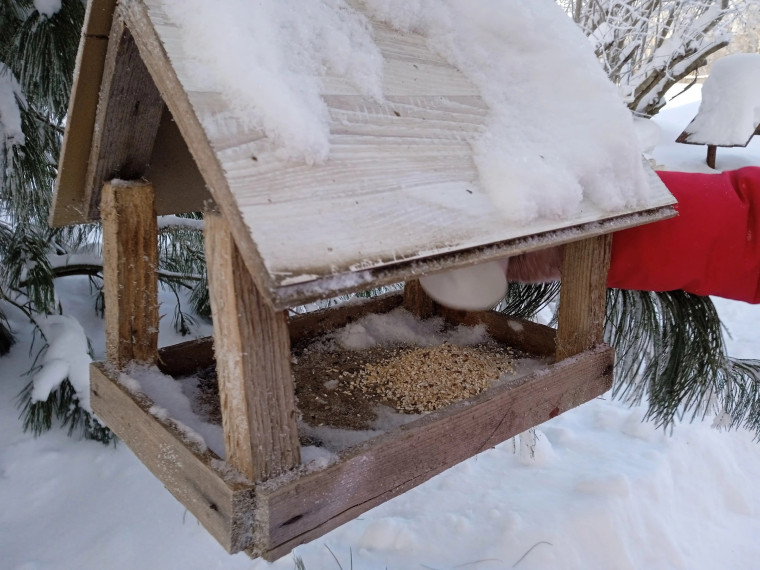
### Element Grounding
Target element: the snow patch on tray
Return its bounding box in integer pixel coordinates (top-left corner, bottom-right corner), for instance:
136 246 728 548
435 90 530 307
316 307 490 351
123 364 224 457
684 53 760 146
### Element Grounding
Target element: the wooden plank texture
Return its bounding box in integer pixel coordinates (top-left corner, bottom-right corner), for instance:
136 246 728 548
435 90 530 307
204 210 300 481
403 279 436 319
438 306 557 358
257 344 614 560
120 0 677 311
556 235 613 361
84 14 164 219
101 181 159 367
51 0 118 226
157 337 215 377
90 363 257 553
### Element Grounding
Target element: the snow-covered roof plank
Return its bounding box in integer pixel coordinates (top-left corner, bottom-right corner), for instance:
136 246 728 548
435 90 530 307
82 15 164 219
53 0 677 310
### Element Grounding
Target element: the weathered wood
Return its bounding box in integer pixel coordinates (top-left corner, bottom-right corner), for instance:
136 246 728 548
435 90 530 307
101 181 159 367
90 363 257 553
204 210 300 481
257 344 614 560
288 292 403 343
403 279 436 319
116 0 676 311
706 144 717 169
51 0 118 226
149 107 211 215
158 337 215 377
555 235 612 361
83 14 165 219
437 306 557 358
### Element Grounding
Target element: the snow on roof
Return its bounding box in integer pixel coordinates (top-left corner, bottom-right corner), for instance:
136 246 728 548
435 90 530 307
161 0 651 224
681 53 760 147
54 0 676 307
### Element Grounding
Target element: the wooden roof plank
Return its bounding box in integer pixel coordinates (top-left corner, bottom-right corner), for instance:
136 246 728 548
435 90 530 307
83 14 165 219
51 0 117 226
117 0 279 304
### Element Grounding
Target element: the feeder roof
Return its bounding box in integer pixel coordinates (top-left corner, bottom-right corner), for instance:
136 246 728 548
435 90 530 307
52 0 675 309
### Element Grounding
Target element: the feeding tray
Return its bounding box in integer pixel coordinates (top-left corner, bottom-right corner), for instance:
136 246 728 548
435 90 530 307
91 291 614 559
54 0 676 560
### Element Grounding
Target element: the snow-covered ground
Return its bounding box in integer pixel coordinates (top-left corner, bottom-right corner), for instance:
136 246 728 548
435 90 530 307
1 87 759 570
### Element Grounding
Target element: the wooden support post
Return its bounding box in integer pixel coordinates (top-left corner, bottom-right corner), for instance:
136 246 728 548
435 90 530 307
403 279 436 319
706 144 717 169
556 234 612 361
101 181 159 368
204 209 300 481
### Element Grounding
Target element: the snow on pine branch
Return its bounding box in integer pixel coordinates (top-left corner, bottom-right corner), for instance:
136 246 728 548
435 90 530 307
157 215 204 232
31 315 92 411
0 64 25 148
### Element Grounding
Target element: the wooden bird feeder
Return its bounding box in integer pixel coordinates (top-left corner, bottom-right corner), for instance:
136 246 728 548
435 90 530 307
52 0 676 560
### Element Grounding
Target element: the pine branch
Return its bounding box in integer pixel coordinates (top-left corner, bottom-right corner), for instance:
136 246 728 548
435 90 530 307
606 289 760 436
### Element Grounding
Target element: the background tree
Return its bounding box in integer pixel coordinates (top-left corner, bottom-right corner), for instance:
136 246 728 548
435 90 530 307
0 0 208 442
557 0 743 116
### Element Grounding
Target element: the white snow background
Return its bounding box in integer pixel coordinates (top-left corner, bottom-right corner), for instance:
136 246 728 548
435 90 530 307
1 87 759 569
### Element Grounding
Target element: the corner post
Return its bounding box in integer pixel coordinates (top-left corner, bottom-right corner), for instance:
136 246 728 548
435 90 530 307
403 279 436 319
556 234 612 361
100 180 159 368
204 208 300 481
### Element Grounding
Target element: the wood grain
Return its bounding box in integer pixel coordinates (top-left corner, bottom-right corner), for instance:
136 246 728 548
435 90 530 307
157 337 215 377
555 235 613 361
204 210 300 481
257 344 614 560
101 181 159 367
120 0 677 311
288 292 404 343
51 0 118 226
83 14 164 219
403 279 436 319
438 306 557 358
90 363 257 553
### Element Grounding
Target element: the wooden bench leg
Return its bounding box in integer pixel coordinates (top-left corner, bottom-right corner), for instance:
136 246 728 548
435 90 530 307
101 181 159 368
204 209 300 481
556 234 612 361
706 145 717 169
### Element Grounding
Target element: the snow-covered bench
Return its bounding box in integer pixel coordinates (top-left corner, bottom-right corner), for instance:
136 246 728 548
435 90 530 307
677 53 760 168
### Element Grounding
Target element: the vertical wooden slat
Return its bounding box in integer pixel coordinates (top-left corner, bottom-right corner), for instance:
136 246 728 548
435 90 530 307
204 210 300 481
84 14 165 219
555 234 612 361
101 181 159 368
403 279 436 319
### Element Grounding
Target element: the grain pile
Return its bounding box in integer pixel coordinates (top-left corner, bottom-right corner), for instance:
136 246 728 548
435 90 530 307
354 343 515 413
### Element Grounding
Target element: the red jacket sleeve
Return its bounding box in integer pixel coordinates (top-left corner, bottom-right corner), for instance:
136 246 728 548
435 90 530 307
607 167 760 304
